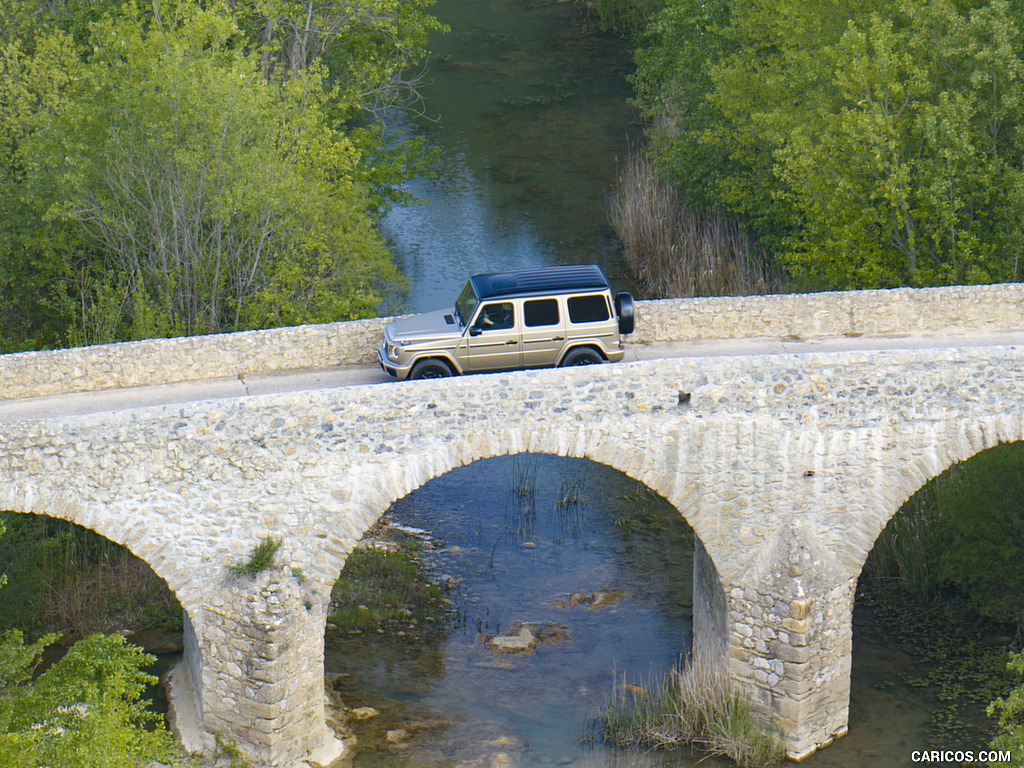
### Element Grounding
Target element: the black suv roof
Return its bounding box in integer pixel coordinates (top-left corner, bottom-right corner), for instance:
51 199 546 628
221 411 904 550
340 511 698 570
470 264 610 300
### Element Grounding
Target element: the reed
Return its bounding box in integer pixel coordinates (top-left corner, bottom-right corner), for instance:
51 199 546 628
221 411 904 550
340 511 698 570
0 514 181 636
593 649 786 767
509 455 538 501
610 150 784 299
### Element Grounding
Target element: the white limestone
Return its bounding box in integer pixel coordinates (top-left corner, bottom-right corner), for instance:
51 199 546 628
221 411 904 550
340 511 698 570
0 284 1022 765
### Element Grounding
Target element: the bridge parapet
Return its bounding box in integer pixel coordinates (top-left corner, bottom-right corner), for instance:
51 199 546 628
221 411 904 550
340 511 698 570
1 283 1021 400
2 286 1024 765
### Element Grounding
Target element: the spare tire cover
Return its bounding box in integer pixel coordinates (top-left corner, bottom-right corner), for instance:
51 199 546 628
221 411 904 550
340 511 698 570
615 291 635 335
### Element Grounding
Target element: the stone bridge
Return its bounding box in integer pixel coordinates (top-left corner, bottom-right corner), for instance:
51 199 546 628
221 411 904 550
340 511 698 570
1 284 1023 766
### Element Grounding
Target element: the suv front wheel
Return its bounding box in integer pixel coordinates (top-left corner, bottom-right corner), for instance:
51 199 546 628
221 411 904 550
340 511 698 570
561 347 604 367
410 359 454 379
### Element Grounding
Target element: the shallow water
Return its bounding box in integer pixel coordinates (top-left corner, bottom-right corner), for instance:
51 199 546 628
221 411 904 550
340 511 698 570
383 0 639 314
325 455 695 766
324 456 998 768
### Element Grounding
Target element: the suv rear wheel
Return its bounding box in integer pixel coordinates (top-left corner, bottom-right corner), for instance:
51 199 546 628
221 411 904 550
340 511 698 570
410 359 454 379
561 347 603 367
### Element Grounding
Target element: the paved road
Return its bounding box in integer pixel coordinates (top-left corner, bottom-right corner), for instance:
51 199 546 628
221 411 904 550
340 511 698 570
2 330 1023 425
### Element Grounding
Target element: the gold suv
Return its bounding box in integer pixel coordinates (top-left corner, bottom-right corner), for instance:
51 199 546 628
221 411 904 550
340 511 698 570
378 264 634 380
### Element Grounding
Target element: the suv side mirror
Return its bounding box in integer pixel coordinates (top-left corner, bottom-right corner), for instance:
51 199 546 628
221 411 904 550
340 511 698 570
468 326 483 337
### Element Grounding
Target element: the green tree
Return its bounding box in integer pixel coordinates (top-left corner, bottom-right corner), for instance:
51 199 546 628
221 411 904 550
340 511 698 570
631 0 735 212
0 633 182 768
0 5 88 349
989 652 1024 766
0 0 441 348
869 441 1024 632
634 0 1024 289
0 521 181 767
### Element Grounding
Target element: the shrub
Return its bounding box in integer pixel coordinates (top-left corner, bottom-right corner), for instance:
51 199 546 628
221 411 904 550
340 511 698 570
988 652 1024 766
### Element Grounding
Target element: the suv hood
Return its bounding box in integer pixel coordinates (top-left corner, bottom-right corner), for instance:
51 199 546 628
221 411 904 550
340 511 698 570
387 308 463 345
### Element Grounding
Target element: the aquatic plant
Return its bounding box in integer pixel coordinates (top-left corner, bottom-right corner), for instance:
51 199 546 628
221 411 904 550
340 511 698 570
509 455 538 501
591 650 786 766
554 475 586 538
555 475 585 509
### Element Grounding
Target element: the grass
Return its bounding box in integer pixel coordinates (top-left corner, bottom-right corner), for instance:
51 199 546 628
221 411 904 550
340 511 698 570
227 536 283 577
610 148 784 299
329 542 446 634
591 651 786 767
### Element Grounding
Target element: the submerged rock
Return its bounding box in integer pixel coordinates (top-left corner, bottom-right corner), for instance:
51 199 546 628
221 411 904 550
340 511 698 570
482 621 570 654
350 706 380 720
548 589 627 610
486 625 537 653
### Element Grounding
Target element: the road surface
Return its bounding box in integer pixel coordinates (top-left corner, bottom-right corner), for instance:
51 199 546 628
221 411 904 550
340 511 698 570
2 330 1022 425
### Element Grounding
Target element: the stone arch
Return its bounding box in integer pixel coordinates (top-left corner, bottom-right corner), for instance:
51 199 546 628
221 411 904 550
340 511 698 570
854 414 1024 576
0 486 200 616
320 426 731 674
0 482 211 751
322 423 717 587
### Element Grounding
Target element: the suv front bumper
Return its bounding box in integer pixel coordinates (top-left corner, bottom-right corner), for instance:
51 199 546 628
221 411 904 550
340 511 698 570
377 345 412 380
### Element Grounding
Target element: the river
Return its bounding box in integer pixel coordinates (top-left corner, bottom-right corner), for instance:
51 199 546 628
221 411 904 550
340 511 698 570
323 454 1001 768
327 0 1003 765
382 0 638 314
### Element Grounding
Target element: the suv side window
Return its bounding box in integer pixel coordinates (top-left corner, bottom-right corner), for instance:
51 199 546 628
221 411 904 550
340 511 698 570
567 294 610 324
476 302 515 330
524 298 559 327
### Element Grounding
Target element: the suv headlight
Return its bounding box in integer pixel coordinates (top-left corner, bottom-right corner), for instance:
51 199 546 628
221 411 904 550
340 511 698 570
386 342 400 362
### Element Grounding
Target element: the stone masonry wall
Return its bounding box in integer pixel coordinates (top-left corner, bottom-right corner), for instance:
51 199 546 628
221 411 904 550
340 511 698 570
1 282 1021 400
198 568 341 766
2 301 1024 763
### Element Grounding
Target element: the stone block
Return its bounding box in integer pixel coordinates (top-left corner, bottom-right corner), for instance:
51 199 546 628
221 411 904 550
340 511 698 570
770 640 813 664
789 599 813 620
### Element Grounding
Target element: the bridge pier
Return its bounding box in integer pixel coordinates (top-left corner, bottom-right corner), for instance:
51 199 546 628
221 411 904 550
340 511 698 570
725 522 854 760
167 567 345 767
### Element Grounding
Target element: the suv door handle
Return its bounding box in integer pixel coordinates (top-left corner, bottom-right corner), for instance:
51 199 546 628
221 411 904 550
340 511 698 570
506 340 518 345
552 336 564 341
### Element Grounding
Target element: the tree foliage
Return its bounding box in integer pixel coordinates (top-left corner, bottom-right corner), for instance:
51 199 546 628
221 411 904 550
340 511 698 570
869 441 1024 632
0 0 440 348
633 0 1024 289
0 632 182 768
0 522 180 767
989 651 1024 765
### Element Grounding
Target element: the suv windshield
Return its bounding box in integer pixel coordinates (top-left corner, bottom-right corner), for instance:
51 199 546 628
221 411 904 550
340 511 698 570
454 281 478 326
